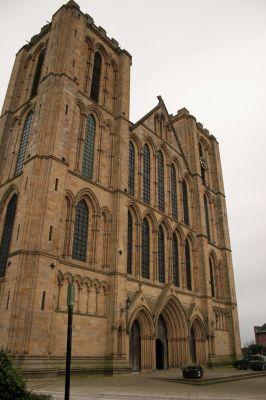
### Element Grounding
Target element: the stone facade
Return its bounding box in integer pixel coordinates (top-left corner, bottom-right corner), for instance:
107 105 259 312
0 1 241 376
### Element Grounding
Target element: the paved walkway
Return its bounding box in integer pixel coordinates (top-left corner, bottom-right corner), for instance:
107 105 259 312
28 367 266 400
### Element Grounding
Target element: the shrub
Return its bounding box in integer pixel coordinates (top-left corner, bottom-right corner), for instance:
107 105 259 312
0 348 52 400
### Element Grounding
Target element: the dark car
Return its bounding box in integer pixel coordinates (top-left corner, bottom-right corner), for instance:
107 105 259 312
182 364 204 379
250 355 266 371
234 354 264 370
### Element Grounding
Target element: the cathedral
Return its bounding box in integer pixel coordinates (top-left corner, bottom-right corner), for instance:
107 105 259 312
0 1 241 376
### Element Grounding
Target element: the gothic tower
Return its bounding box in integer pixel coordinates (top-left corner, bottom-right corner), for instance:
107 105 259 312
0 1 241 375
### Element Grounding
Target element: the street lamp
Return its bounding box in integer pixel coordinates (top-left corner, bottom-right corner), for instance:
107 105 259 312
65 283 75 400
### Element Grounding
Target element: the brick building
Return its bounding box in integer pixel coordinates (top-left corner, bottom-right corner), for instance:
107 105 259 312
0 1 241 375
254 324 266 348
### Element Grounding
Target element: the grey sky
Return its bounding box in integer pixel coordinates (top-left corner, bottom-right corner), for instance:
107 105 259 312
1 0 266 346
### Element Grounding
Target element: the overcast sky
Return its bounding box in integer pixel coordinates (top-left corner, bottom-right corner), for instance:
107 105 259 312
1 0 266 346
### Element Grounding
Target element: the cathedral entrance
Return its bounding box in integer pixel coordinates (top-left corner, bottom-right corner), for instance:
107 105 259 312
129 320 141 371
156 339 164 369
189 326 197 363
156 315 168 369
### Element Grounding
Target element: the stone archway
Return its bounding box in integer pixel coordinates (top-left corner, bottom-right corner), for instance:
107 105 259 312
128 307 155 370
130 320 141 371
156 297 190 367
189 317 208 365
156 315 168 369
189 325 197 362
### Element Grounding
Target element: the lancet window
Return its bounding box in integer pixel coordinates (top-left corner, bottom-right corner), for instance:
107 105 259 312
72 200 88 261
15 112 33 176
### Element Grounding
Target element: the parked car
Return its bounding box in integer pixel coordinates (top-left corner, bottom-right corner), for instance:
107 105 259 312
234 354 264 370
250 355 266 371
182 364 204 379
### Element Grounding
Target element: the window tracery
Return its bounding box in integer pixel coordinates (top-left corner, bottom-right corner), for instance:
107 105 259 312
72 200 88 261
182 180 189 226
15 112 33 176
82 114 96 179
157 151 165 212
158 225 165 283
171 164 178 219
141 218 150 278
185 238 192 290
127 211 133 274
172 233 179 287
0 194 18 278
143 145 150 204
128 142 135 196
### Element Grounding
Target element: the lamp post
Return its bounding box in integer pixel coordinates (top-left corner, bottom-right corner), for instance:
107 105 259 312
65 283 75 400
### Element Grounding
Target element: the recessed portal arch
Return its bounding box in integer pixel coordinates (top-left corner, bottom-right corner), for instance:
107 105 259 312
189 317 208 365
156 315 168 369
128 306 155 371
155 296 189 367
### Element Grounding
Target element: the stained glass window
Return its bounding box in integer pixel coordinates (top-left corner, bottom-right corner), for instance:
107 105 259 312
158 226 165 283
15 112 33 176
143 145 150 204
0 194 17 278
82 115 95 179
90 52 102 102
141 218 150 278
182 180 189 226
72 200 88 261
185 239 192 290
128 142 135 196
204 195 211 241
127 211 133 274
157 151 165 212
172 233 179 287
171 164 178 219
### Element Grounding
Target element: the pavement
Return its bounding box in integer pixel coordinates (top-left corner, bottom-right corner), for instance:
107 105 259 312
27 367 266 400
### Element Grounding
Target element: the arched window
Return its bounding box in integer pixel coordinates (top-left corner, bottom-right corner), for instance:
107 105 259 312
172 233 179 287
185 238 192 290
209 257 216 297
0 194 18 278
127 211 133 274
31 50 45 98
201 164 206 186
141 218 150 278
171 164 178 219
204 195 211 241
199 143 206 185
82 114 96 179
143 145 150 204
199 142 204 159
182 180 189 226
157 151 165 212
15 112 33 175
128 142 135 196
72 200 88 261
90 52 102 102
158 226 165 283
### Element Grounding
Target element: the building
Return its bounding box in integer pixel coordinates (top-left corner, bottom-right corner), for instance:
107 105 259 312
254 324 266 348
0 1 241 376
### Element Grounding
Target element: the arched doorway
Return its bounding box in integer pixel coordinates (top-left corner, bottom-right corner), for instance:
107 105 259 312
189 318 208 365
189 326 197 363
129 320 141 371
156 339 164 369
156 315 168 369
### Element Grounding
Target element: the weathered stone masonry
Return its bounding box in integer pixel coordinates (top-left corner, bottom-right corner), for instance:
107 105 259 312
0 0 241 376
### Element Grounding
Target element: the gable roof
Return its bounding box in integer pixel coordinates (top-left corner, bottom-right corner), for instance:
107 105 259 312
131 96 190 173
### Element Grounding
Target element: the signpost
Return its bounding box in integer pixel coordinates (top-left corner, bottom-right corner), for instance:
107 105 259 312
65 284 75 400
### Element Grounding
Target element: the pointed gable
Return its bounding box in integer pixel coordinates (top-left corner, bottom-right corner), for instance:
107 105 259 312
131 96 190 173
